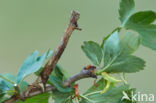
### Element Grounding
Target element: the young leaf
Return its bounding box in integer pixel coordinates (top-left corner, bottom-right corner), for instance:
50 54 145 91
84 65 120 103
119 0 135 26
16 92 51 103
125 11 156 50
81 41 103 66
80 84 130 103
16 50 52 83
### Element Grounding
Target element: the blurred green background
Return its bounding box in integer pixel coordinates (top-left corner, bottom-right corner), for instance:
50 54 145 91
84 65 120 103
0 0 156 102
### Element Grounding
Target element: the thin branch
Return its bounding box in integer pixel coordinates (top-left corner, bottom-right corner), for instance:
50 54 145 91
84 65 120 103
3 86 56 103
40 10 81 87
63 69 97 87
3 68 97 103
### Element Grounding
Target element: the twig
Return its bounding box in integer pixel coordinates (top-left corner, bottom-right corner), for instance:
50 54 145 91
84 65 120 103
40 10 81 87
3 68 97 103
63 69 97 87
3 86 56 103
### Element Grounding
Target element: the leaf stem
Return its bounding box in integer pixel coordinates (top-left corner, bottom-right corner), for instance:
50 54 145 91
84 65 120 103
0 75 16 85
79 94 95 103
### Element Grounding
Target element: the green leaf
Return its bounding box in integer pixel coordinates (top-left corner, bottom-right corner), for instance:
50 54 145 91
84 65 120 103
97 30 145 74
49 76 73 93
120 32 141 54
81 41 103 66
16 93 51 103
53 64 70 80
48 64 72 93
119 0 135 26
0 79 9 97
0 73 28 96
105 55 145 73
0 73 15 85
35 50 53 76
0 73 16 96
16 50 52 83
103 30 120 67
4 73 28 92
80 84 130 103
52 90 73 103
126 11 156 25
125 11 156 50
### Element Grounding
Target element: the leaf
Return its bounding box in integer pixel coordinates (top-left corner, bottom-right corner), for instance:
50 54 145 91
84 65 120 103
105 55 145 73
0 73 28 96
0 73 16 95
16 93 51 103
126 11 156 25
81 41 103 66
120 32 141 54
53 64 70 80
97 30 145 74
49 76 73 93
80 84 130 103
0 79 9 97
4 73 28 92
0 73 15 85
16 50 52 83
125 11 156 50
103 30 120 67
119 0 135 26
52 90 73 103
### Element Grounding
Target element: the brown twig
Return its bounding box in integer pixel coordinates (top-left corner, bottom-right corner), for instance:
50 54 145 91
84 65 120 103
3 68 97 103
3 85 56 103
63 68 97 87
40 10 81 87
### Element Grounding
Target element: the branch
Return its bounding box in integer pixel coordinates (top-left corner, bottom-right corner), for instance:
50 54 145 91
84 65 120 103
3 10 94 103
40 10 81 86
3 68 97 103
63 68 97 87
3 86 56 103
